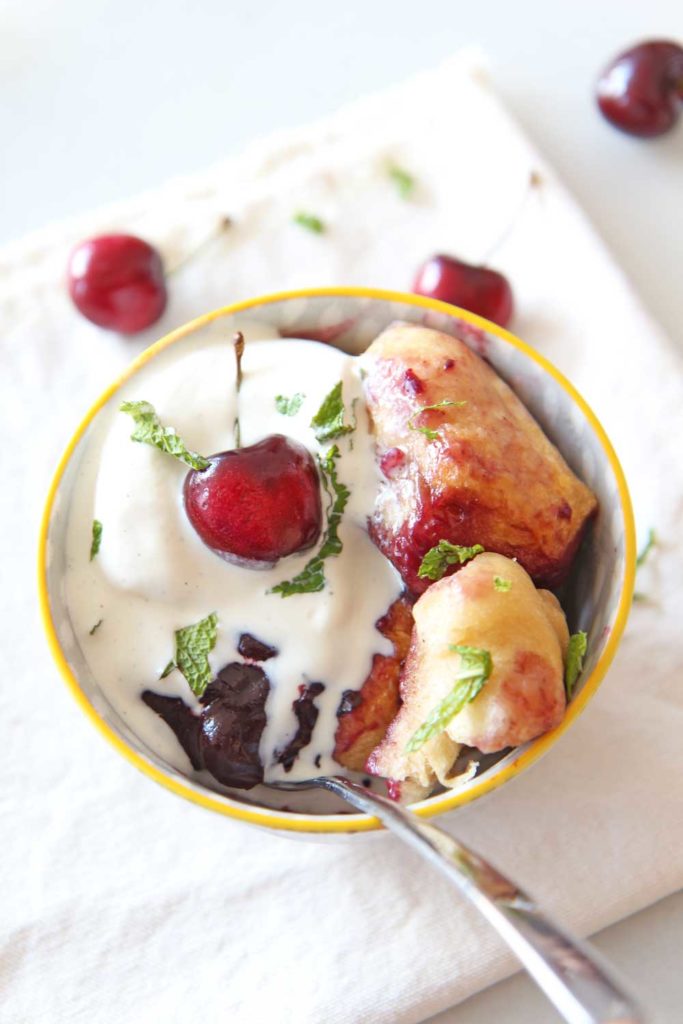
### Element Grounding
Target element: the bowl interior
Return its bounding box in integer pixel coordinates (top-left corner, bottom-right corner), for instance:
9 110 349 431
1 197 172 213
42 291 632 833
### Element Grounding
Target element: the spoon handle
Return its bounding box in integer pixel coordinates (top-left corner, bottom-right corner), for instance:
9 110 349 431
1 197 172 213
321 776 643 1024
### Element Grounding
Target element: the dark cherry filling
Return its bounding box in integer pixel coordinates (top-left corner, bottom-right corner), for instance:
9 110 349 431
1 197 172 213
386 780 402 802
402 369 425 396
369 485 479 596
141 691 202 770
143 661 269 789
379 447 406 479
276 682 325 772
200 665 269 788
337 688 363 716
557 500 572 521
237 632 279 662
370 478 590 596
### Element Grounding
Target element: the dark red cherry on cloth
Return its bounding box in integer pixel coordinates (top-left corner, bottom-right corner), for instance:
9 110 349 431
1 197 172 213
596 41 683 137
184 434 322 566
67 234 167 333
413 254 514 328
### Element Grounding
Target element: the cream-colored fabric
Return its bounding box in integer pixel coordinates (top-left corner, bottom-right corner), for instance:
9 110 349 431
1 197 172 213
2 51 682 1024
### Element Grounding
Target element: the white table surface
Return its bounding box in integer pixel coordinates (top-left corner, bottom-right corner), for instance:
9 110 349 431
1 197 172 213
2 1 681 1021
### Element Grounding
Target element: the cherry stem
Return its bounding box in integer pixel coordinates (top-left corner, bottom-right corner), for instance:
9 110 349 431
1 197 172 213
165 216 233 277
233 331 245 449
479 170 542 267
233 331 245 392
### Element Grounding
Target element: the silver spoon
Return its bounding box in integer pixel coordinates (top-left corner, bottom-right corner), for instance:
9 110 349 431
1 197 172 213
268 775 643 1024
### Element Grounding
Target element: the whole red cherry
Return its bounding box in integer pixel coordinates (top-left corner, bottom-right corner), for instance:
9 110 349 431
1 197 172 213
596 41 683 137
413 254 514 328
68 234 167 333
184 434 322 566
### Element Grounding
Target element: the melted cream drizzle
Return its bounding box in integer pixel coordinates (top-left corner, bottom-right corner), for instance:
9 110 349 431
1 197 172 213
65 329 402 782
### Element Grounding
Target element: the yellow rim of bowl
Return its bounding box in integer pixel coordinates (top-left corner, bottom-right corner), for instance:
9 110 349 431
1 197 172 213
38 287 636 834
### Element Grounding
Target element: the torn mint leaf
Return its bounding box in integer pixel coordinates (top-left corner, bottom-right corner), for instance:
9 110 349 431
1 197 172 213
293 212 325 234
408 399 467 441
310 381 354 443
164 613 218 697
90 520 103 561
120 400 209 471
388 164 416 199
565 631 588 700
271 445 350 596
275 393 305 417
636 528 656 568
417 541 484 581
406 645 492 753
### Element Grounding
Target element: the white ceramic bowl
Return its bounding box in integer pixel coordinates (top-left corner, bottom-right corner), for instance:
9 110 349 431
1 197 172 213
39 288 636 836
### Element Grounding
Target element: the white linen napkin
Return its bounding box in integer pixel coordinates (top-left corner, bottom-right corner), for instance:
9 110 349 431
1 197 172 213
2 51 682 1024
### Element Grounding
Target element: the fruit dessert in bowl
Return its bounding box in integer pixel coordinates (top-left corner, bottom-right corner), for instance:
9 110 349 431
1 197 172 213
39 288 635 835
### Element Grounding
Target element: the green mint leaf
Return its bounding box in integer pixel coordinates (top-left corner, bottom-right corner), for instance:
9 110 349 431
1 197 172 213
120 400 210 471
406 645 492 753
310 381 354 443
412 424 440 441
89 619 103 635
636 528 656 568
293 211 325 234
275 393 305 416
388 164 416 199
271 445 350 597
166 613 218 697
494 576 512 592
408 399 466 441
90 520 103 560
565 631 588 700
417 541 484 581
